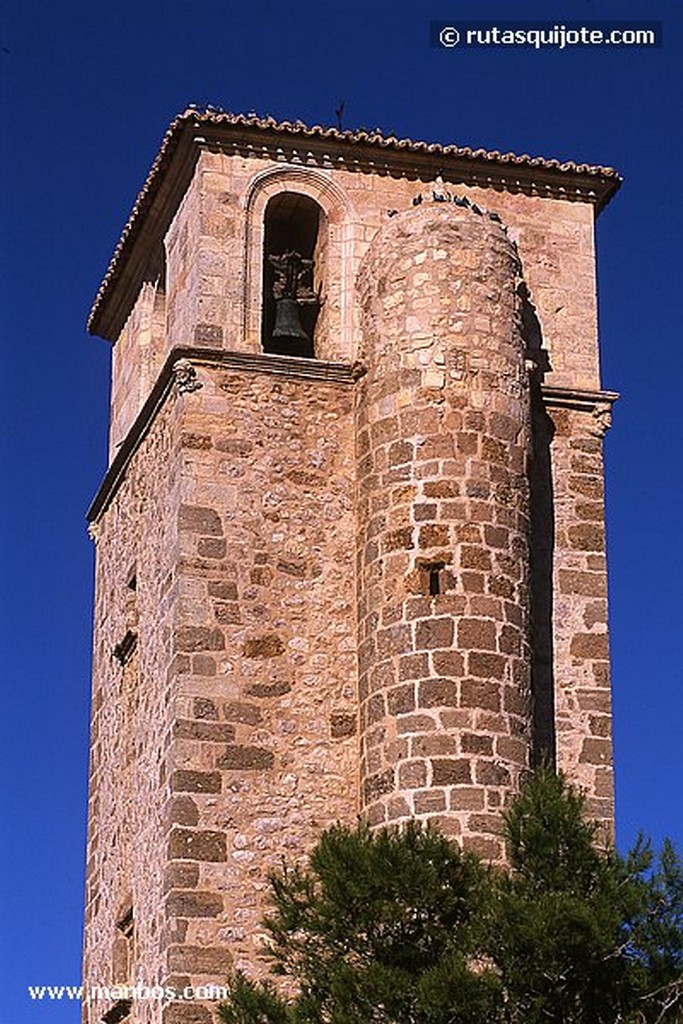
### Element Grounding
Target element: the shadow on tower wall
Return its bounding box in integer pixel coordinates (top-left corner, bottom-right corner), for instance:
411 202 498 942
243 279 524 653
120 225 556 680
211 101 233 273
520 282 557 768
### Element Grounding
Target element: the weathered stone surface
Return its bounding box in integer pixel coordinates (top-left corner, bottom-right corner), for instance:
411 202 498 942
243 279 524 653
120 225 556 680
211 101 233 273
197 537 227 558
419 678 459 708
174 626 225 653
163 862 200 892
468 652 506 680
168 828 227 862
163 1004 213 1024
242 634 285 658
414 790 447 813
191 655 216 676
462 835 504 861
418 524 450 548
171 770 221 794
386 685 415 716
181 432 212 450
174 719 236 742
461 733 494 755
449 787 486 811
475 761 510 786
363 769 394 802
223 702 262 725
431 650 464 676
165 890 224 918
570 632 609 660
194 323 224 348
167 796 199 827
432 759 473 786
460 679 501 711
245 680 292 697
415 617 454 650
208 581 238 601
193 697 218 720
568 523 604 551
178 505 223 536
216 745 274 770
458 618 497 651
580 737 612 764
167 945 232 974
330 711 357 737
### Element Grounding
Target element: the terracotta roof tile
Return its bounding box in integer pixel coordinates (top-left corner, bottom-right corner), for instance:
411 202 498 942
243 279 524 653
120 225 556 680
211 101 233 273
181 108 619 178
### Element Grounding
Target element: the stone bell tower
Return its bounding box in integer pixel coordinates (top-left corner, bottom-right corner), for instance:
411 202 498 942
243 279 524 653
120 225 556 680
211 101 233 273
83 109 620 1024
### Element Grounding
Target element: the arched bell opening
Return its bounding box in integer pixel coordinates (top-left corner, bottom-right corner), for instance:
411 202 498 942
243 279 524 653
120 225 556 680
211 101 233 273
261 192 324 358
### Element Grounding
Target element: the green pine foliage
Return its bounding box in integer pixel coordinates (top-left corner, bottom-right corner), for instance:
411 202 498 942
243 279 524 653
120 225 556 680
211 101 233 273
218 769 683 1024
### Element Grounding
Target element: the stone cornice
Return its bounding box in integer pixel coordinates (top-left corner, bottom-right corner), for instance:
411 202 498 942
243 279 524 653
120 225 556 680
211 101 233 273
87 355 619 525
541 385 619 411
87 109 622 342
86 348 356 524
541 384 619 437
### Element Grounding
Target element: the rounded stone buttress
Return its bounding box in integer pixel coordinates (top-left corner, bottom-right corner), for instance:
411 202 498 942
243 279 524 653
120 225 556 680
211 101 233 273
355 202 533 860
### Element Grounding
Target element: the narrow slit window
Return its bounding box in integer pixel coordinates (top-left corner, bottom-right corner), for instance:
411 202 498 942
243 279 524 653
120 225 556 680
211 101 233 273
102 1001 132 1024
113 630 137 667
419 560 445 597
111 905 134 997
116 907 134 941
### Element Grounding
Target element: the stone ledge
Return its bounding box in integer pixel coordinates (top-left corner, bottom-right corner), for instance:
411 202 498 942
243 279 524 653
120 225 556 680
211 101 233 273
541 384 619 412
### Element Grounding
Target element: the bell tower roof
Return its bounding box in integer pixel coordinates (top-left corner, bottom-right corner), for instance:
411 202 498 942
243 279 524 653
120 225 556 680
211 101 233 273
87 106 621 342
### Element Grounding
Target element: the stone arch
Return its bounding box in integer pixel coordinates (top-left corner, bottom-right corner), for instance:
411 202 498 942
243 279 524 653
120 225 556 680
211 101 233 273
243 166 354 361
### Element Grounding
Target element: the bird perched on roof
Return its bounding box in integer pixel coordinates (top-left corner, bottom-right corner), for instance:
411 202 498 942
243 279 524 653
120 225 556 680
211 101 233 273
432 174 451 202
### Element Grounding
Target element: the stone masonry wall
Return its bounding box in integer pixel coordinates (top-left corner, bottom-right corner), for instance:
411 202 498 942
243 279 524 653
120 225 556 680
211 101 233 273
163 361 358 1001
110 280 166 459
354 203 533 860
548 406 614 830
85 393 182 1024
85 357 358 1024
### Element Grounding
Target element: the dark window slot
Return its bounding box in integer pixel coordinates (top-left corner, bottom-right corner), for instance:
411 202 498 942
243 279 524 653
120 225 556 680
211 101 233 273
113 631 137 667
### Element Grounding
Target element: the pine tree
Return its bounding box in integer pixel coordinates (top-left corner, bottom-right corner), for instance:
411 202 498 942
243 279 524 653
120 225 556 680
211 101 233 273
218 770 683 1024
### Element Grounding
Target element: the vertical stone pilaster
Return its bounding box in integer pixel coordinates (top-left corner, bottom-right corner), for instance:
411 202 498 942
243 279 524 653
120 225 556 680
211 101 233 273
549 406 614 830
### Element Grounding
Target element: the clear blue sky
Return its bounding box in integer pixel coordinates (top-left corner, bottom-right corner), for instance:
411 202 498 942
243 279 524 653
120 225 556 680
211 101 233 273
1 0 681 1021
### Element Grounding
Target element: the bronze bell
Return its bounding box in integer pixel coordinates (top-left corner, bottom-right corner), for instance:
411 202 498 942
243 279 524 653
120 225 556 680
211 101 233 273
272 296 310 343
